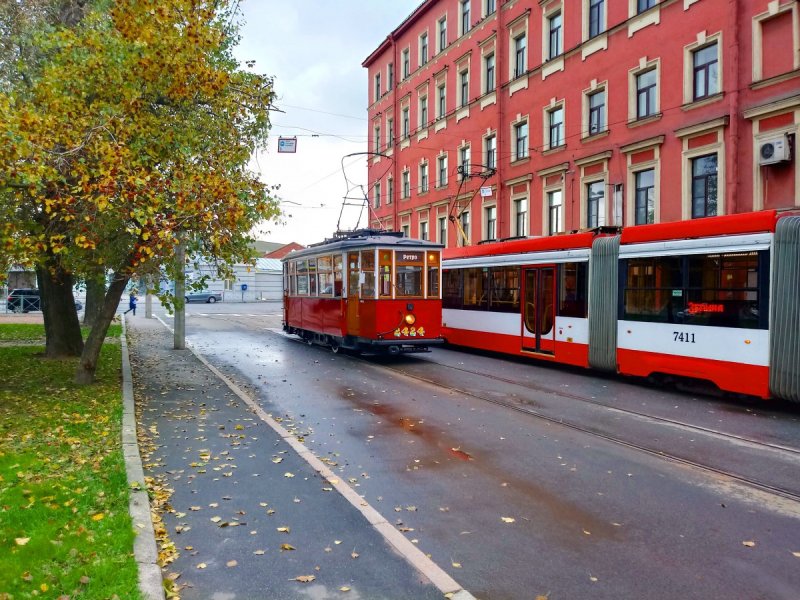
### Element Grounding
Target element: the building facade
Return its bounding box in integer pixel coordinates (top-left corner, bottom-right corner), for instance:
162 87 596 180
363 0 799 246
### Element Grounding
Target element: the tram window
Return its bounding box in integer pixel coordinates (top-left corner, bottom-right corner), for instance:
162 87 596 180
684 252 763 329
622 257 683 322
296 260 309 295
443 269 463 309
288 261 296 295
463 267 489 310
489 267 519 313
348 252 360 297
395 250 424 297
427 251 441 299
557 262 587 317
333 255 343 297
360 250 376 298
308 258 318 295
318 256 333 296
379 250 393 297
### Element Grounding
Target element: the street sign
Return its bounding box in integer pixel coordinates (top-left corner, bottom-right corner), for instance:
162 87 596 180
278 137 297 153
241 284 248 291
480 186 492 197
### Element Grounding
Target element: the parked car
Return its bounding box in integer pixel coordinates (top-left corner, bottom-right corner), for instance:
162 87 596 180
6 288 40 313
6 288 84 313
185 290 223 303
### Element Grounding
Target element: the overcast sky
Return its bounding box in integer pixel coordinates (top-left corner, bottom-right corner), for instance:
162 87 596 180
234 1 421 245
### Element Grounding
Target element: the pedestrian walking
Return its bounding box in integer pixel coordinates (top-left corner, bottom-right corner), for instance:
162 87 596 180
124 293 137 316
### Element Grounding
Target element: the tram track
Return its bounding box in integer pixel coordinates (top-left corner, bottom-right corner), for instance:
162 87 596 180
359 352 800 505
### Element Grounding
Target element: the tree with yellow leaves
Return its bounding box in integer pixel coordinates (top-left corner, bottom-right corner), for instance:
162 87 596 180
1 0 280 383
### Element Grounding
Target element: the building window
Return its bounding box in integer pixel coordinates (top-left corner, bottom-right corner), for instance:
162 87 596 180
374 124 381 154
589 0 605 38
438 17 447 52
374 181 381 209
387 177 394 205
548 190 563 234
586 181 605 227
514 34 526 78
402 48 410 79
588 90 605 135
548 11 562 60
693 42 719 101
634 169 655 224
420 32 429 66
420 162 429 193
402 107 410 138
374 73 381 102
388 63 394 89
514 198 528 236
637 0 656 13
460 69 469 107
485 0 496 16
548 106 564 149
387 117 394 147
402 170 410 198
691 154 718 218
484 53 495 93
460 145 471 179
438 216 447 244
438 155 448 187
485 206 497 240
514 121 528 160
460 211 470 243
420 220 429 241
636 68 657 118
461 0 471 35
402 224 410 238
419 96 428 128
485 135 496 169
438 84 446 118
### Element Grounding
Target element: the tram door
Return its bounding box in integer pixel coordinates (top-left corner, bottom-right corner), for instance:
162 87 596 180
346 252 361 336
521 266 555 354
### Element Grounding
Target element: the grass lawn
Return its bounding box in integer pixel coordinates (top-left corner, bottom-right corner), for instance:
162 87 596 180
0 324 140 599
0 323 123 342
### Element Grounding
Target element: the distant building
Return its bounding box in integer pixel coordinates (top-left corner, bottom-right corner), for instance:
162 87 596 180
264 242 306 259
363 0 799 246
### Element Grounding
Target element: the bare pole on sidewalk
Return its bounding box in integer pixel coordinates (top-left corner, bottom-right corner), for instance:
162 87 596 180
174 241 186 349
145 274 153 319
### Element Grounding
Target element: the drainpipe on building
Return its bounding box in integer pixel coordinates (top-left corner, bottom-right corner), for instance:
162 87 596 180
496 7 505 238
729 0 741 214
391 33 399 232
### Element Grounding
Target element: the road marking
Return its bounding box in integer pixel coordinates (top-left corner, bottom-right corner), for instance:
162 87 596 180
153 315 475 599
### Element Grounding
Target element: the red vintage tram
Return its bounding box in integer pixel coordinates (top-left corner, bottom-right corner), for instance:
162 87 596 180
442 210 800 402
283 230 444 354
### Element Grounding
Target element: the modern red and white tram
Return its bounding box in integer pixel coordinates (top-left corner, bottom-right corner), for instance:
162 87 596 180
283 230 444 354
441 210 800 402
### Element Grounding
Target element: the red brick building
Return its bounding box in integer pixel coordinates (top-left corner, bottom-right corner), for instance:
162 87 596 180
363 0 799 246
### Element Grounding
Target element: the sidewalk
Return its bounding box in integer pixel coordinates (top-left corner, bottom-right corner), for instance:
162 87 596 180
125 315 460 599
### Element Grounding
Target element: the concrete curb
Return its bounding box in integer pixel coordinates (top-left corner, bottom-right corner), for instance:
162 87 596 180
154 315 477 600
121 316 165 600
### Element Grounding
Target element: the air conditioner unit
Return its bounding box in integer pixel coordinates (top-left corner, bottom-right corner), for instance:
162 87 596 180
758 135 791 166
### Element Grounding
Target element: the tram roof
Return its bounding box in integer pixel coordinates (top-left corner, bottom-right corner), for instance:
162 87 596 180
282 230 443 261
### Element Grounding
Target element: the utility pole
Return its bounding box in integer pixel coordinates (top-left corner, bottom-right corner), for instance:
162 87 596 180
145 274 153 319
174 242 185 349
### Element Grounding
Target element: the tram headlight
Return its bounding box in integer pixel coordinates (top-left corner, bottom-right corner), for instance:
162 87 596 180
404 313 416 325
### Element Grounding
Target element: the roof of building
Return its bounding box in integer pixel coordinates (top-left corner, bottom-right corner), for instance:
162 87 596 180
264 242 306 259
255 258 283 273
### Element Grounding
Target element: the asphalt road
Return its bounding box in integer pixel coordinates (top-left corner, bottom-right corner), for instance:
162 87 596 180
148 300 800 599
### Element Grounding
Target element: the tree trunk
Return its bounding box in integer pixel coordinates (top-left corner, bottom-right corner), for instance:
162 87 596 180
75 273 129 385
37 261 84 358
82 273 105 327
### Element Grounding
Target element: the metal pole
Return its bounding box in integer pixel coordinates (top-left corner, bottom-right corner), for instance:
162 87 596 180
145 274 153 319
174 242 186 349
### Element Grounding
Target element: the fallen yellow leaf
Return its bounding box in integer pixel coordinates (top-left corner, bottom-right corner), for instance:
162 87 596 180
743 540 756 547
792 551 800 558
351 550 359 559
280 543 296 551
254 550 265 555
340 586 351 592
15 537 30 546
210 517 222 523
284 472 295 478
226 560 237 567
277 527 290 533
292 575 316 583
501 517 515 523
197 563 207 569
452 561 462 568
91 513 105 521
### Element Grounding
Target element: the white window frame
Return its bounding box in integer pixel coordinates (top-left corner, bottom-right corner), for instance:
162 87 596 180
402 47 411 79
438 15 448 54
511 117 529 162
483 132 497 170
752 2 800 82
582 80 608 138
628 57 661 122
419 161 429 194
543 4 564 62
460 0 471 37
437 153 448 188
402 168 411 199
544 100 566 150
419 31 429 67
683 31 723 106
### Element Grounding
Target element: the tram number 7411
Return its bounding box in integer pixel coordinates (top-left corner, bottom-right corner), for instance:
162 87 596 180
673 331 696 344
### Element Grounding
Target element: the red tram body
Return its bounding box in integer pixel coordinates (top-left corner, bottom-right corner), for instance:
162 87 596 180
283 230 443 354
442 210 800 402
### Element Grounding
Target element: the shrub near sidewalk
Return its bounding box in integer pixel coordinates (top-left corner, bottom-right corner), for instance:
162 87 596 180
0 324 139 599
